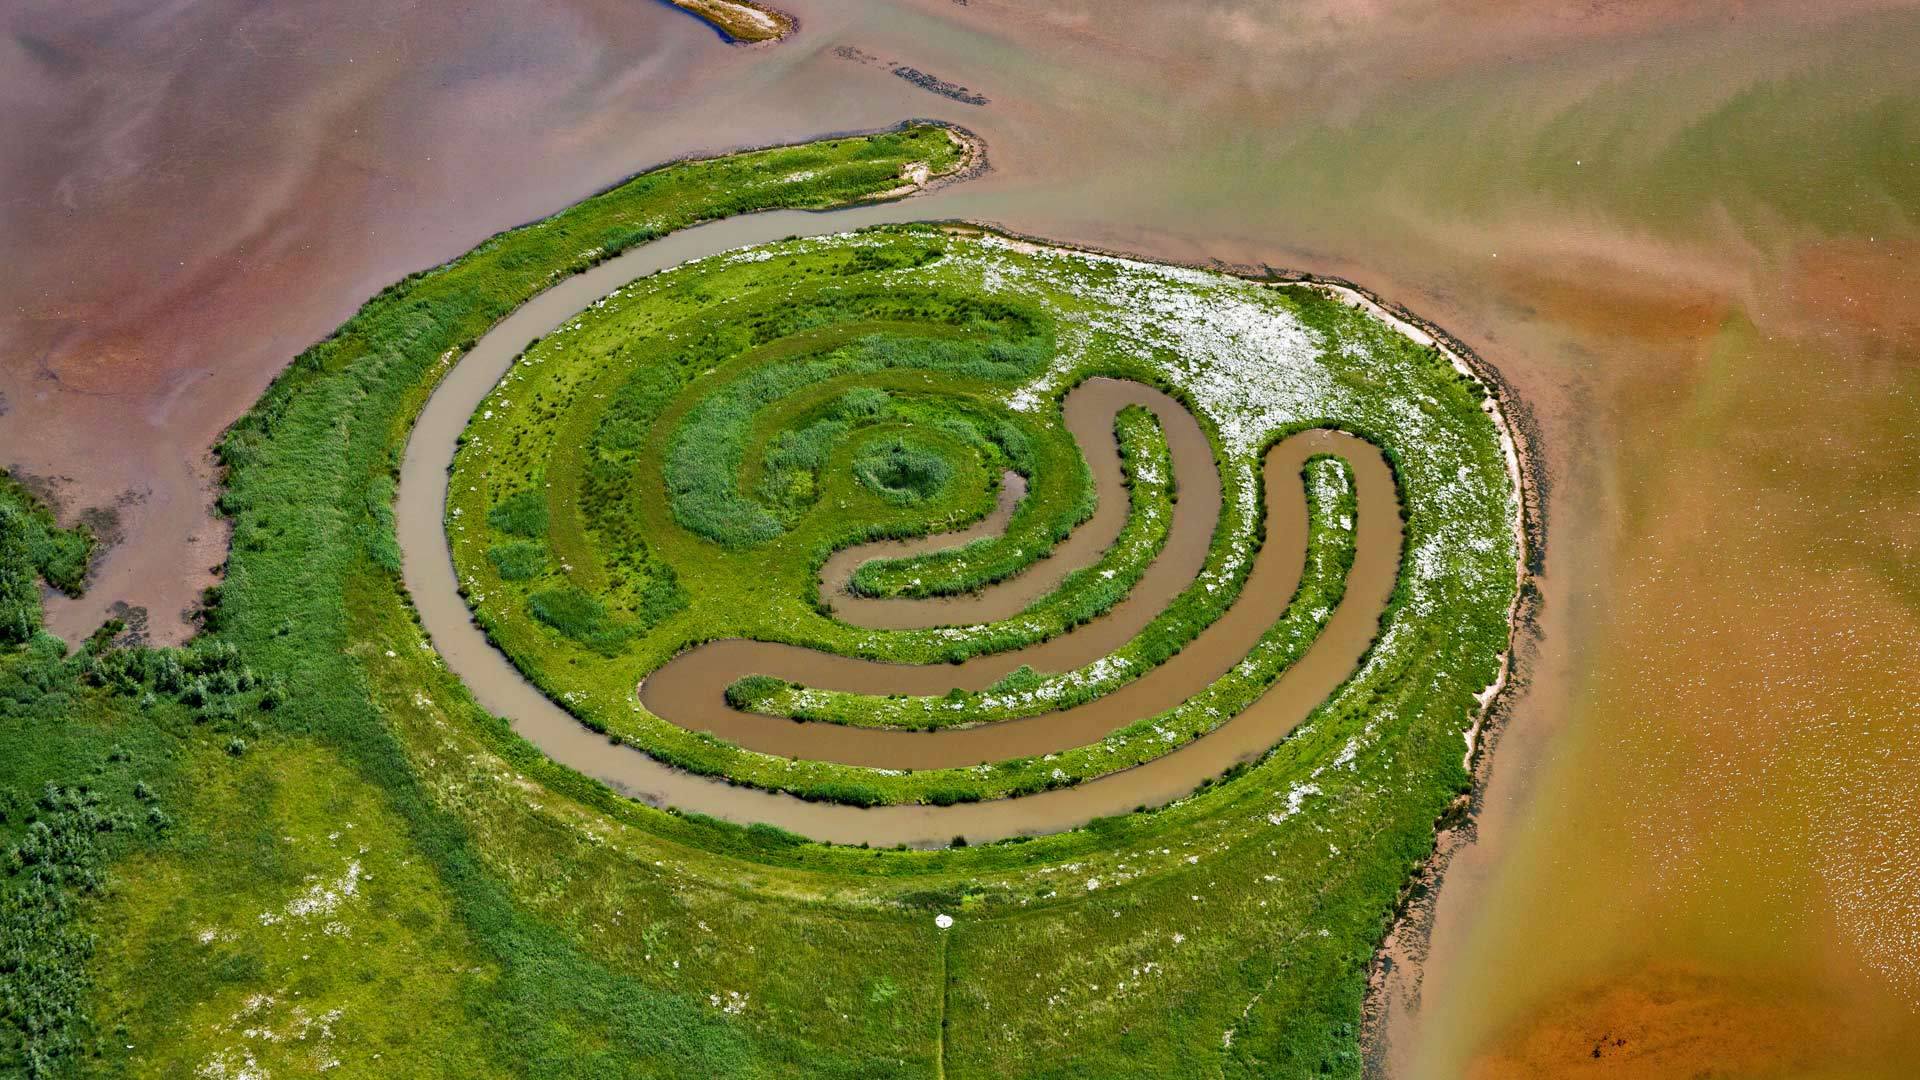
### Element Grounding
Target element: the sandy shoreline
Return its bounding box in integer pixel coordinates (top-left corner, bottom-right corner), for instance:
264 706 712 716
1323 281 1543 1079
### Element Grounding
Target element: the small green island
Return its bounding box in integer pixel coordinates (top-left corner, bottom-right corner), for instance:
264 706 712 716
2 124 1523 1077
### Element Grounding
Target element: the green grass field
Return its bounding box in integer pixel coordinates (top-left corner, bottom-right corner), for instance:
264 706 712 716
0 124 1519 1078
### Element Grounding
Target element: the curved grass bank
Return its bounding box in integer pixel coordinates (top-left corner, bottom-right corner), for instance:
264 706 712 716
1 127 1526 1077
670 0 795 44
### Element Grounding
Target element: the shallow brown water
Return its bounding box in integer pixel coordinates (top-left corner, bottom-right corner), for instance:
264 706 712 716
11 0 1919 1072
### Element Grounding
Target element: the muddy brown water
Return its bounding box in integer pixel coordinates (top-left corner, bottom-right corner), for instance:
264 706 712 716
398 220 1401 844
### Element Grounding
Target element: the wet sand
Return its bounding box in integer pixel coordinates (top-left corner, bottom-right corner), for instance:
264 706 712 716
12 0 1920 1071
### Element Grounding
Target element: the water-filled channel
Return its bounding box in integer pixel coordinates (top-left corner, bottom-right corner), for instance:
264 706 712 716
816 378 1182 632
398 212 1402 845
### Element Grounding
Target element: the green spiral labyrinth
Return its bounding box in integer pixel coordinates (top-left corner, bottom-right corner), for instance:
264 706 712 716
444 224 1520 821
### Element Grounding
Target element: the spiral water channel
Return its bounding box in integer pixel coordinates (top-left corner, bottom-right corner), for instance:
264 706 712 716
398 213 1405 846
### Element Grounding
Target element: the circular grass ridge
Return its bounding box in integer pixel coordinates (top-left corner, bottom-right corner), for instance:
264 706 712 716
447 224 1519 810
852 434 957 505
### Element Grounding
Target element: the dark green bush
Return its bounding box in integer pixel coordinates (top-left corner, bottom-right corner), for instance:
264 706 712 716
725 674 788 710
0 473 94 598
852 437 954 504
487 490 549 537
528 587 629 655
0 504 38 646
488 541 548 581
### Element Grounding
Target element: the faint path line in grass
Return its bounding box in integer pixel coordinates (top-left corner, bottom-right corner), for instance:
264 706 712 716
938 927 952 1080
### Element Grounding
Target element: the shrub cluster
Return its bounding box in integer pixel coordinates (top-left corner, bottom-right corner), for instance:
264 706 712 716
0 479 97 646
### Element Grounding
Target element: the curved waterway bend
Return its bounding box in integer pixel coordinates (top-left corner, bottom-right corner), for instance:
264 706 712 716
702 378 1219 730
817 377 1201 632
644 409 1376 771
820 469 1026 629
397 211 1402 846
642 377 1216 768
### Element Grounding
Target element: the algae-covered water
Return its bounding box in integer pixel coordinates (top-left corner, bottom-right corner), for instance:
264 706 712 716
5 0 1916 1073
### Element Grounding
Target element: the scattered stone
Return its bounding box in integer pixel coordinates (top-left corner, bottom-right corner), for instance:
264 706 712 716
892 66 988 106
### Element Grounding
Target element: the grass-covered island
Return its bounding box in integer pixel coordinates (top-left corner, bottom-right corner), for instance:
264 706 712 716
670 0 794 44
1 124 1522 1077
